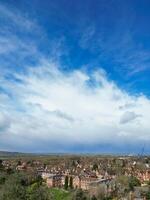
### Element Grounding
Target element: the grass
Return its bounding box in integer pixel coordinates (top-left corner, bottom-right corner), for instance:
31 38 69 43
49 188 72 200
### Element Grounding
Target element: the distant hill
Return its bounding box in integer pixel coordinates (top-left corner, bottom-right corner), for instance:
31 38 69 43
0 151 34 158
0 151 67 158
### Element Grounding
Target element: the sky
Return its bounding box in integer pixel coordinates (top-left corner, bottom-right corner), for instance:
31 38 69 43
0 0 150 154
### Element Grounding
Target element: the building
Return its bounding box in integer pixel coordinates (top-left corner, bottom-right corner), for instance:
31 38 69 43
46 174 62 188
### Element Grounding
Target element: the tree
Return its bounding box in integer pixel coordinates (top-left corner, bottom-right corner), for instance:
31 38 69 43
94 185 106 199
129 176 141 191
145 191 150 200
91 195 97 200
0 172 51 200
92 163 98 171
72 160 76 168
0 173 27 200
72 189 87 200
64 175 69 190
69 176 73 189
17 160 22 166
0 172 6 185
115 175 130 197
6 167 14 174
0 159 3 170
26 183 50 200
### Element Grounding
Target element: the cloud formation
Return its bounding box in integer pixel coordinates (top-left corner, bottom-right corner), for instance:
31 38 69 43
0 59 150 153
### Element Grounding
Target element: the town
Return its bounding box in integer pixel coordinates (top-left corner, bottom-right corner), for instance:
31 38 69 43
0 153 150 199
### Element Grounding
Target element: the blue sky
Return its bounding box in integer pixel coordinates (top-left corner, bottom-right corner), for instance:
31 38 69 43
0 0 150 154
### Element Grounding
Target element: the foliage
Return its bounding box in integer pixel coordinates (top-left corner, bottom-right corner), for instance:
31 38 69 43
92 163 98 171
0 159 3 170
72 160 76 168
26 182 51 200
91 195 97 200
115 175 130 195
0 173 27 200
64 175 69 190
145 191 150 200
49 188 72 200
128 176 141 191
72 189 87 200
0 172 7 185
69 176 73 189
0 171 51 200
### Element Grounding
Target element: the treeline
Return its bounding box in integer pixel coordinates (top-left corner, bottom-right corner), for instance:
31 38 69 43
0 171 51 200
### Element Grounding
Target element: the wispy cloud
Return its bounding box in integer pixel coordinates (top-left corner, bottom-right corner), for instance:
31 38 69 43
77 3 150 77
0 2 46 71
0 3 39 31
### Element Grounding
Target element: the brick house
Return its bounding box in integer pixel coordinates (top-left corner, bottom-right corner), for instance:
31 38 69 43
46 174 62 188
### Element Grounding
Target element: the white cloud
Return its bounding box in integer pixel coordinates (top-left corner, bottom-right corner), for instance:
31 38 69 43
0 2 44 66
0 59 150 152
